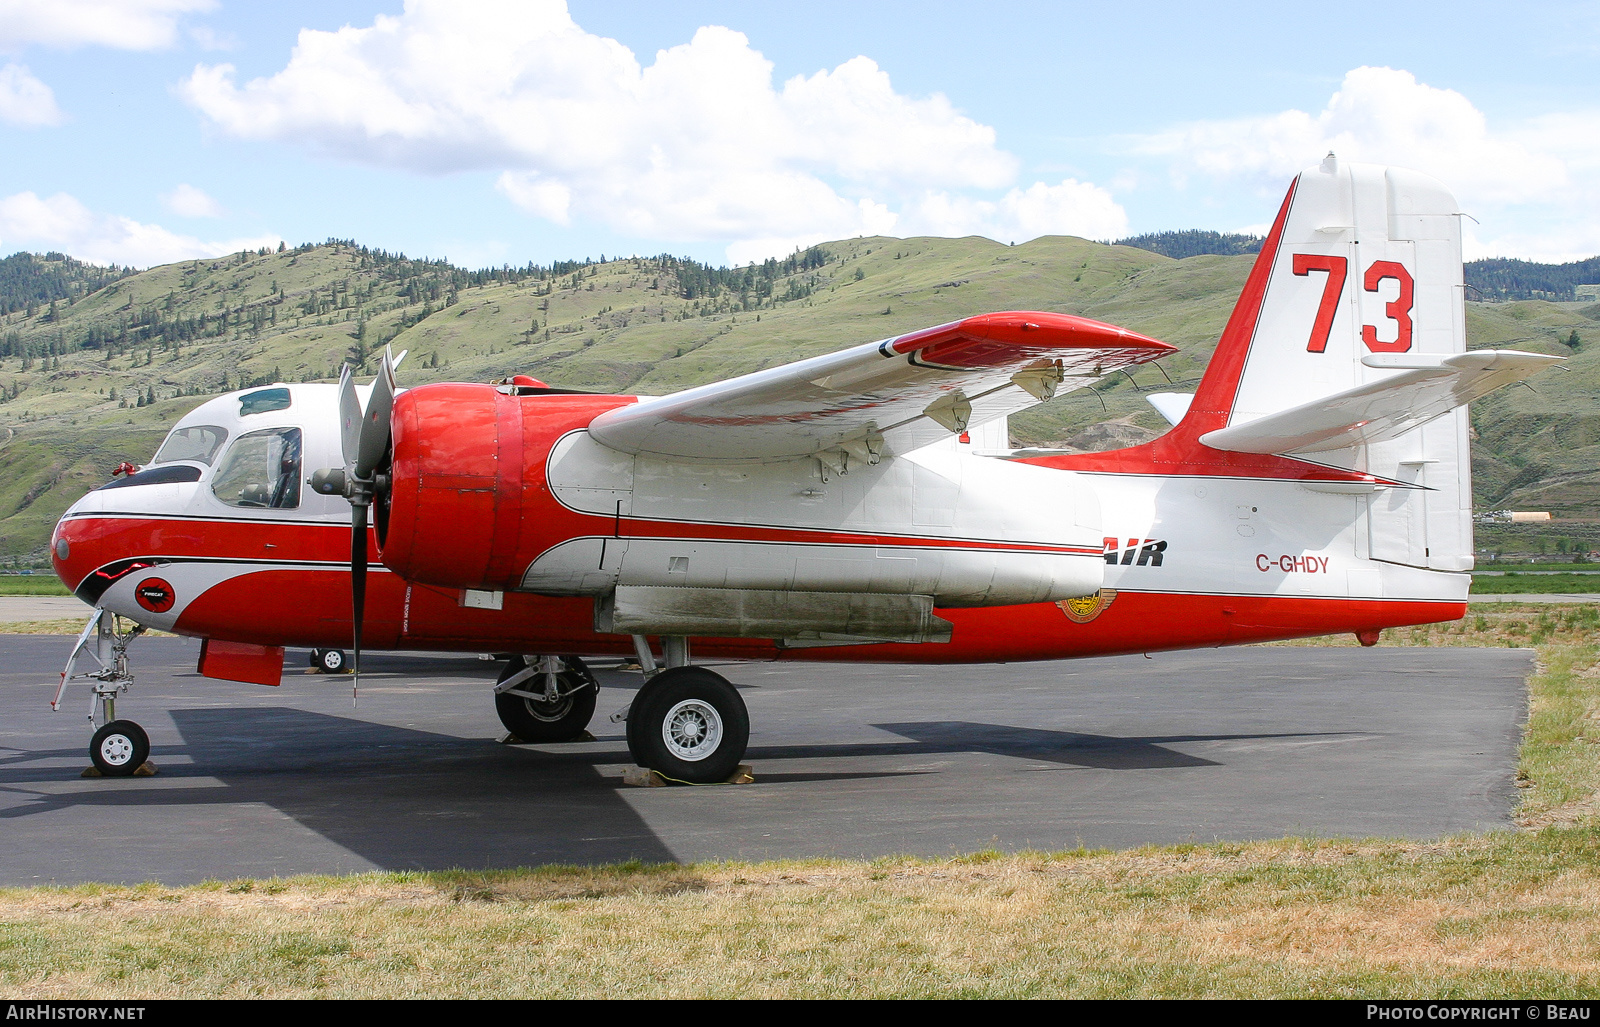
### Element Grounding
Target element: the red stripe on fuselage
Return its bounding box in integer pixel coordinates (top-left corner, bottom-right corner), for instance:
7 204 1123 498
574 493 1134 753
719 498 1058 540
165 563 1463 663
67 512 1105 572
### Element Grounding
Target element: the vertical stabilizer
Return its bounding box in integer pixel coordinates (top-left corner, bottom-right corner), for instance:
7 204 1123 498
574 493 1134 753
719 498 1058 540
1181 155 1473 571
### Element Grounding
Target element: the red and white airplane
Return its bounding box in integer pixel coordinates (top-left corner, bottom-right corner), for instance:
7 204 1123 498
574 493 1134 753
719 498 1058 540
49 157 1559 783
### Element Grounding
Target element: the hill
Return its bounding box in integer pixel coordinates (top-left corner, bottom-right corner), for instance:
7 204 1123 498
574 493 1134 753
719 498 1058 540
0 237 1595 564
1113 230 1263 260
1466 256 1600 302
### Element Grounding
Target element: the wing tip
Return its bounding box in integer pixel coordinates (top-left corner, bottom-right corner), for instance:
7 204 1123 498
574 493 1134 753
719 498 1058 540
890 310 1175 356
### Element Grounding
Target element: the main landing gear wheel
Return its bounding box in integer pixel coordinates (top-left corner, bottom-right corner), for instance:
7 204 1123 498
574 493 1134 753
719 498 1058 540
494 655 598 743
626 666 749 784
310 648 347 674
90 719 149 777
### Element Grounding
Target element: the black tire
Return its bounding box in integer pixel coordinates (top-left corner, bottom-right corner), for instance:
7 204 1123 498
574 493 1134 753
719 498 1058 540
494 656 598 742
311 648 347 673
626 667 748 784
90 720 149 777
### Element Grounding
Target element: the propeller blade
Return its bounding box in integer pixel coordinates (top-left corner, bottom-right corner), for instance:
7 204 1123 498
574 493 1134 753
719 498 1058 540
354 349 396 481
337 364 361 471
350 500 368 705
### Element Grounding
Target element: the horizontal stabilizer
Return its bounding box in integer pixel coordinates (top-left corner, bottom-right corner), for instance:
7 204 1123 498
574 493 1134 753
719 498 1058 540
1198 350 1563 455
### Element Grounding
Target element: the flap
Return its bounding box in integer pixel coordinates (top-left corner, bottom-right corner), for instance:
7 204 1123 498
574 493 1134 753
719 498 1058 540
1199 350 1563 455
588 311 1174 462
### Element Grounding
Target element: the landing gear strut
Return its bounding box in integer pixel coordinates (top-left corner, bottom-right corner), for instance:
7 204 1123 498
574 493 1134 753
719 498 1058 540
494 655 598 742
621 636 749 784
53 610 151 778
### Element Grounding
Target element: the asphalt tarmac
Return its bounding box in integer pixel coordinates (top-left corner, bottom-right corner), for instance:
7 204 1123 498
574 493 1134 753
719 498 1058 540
0 635 1530 886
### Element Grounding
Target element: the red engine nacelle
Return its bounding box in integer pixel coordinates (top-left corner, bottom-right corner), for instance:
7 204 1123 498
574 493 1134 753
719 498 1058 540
381 384 634 590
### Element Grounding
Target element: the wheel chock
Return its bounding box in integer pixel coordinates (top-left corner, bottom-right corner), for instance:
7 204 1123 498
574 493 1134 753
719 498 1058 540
80 761 158 778
725 764 755 784
499 730 596 745
622 766 667 787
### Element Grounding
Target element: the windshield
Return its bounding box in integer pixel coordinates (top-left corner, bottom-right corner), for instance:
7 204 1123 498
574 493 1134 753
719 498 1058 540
211 427 303 509
152 425 228 466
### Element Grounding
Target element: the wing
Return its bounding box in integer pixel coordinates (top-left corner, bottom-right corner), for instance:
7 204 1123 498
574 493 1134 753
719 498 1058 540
588 311 1174 463
1199 350 1563 455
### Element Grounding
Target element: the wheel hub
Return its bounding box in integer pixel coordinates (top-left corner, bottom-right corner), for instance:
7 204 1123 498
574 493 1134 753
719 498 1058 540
99 734 134 766
661 699 722 762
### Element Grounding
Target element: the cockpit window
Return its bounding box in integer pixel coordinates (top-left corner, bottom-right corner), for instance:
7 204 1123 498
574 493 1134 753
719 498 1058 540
211 427 303 509
152 425 228 466
239 388 292 416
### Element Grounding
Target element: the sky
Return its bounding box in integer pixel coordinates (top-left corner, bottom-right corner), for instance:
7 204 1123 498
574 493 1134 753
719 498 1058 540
1 0 1597 271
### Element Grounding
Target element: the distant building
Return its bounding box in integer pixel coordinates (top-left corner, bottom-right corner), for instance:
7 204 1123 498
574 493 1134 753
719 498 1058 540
1475 510 1554 523
1578 284 1600 302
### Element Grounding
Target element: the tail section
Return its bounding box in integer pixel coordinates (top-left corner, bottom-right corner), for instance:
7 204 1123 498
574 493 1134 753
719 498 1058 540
1047 156 1559 575
1190 154 1470 435
1174 155 1562 572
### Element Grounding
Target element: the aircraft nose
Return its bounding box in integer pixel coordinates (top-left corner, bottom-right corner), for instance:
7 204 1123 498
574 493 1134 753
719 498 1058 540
51 511 102 601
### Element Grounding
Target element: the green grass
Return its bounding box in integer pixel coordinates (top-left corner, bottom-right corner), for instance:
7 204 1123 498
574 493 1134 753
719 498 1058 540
0 575 70 595
1470 573 1600 594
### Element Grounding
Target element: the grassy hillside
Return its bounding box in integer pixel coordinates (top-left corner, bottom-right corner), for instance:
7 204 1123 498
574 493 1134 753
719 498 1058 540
0 238 1594 564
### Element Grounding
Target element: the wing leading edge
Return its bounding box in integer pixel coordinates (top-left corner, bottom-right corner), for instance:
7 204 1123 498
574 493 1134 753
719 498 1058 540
587 311 1174 464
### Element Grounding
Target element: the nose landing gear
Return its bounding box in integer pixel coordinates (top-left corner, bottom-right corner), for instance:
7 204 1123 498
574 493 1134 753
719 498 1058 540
53 610 154 778
310 648 348 673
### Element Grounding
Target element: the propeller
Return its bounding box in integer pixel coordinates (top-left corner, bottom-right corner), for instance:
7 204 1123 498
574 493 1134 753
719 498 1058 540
311 348 402 704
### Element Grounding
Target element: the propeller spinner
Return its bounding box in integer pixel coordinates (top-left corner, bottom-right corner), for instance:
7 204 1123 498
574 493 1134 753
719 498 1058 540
310 348 402 701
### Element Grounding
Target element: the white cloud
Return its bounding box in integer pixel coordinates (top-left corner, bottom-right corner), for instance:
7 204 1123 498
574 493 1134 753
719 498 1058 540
160 183 224 218
1143 67 1567 205
187 24 234 51
0 63 61 126
0 191 277 267
180 0 1114 261
901 179 1129 244
1138 66 1600 260
0 0 215 52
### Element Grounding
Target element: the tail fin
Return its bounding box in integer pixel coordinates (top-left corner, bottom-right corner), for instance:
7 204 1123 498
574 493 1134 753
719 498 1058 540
1174 155 1560 572
1187 153 1469 434
1053 156 1557 573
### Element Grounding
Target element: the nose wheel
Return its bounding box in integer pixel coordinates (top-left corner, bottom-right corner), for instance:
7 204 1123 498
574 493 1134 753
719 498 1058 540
625 666 749 784
310 648 348 674
90 720 150 777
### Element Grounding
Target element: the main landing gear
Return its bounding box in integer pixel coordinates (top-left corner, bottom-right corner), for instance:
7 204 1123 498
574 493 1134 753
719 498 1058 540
53 610 152 777
618 635 749 784
494 655 599 743
494 639 750 783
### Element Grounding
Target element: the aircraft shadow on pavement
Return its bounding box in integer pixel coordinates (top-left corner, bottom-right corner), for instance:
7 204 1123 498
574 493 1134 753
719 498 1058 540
753 722 1352 770
2 707 683 870
0 708 1351 874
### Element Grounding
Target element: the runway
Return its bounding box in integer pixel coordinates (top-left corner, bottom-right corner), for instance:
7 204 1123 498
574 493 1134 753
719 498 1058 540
0 634 1530 885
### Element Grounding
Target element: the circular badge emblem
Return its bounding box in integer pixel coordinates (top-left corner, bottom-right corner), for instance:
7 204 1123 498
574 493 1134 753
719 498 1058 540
1057 588 1117 624
134 577 175 614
